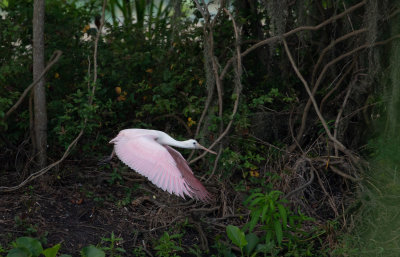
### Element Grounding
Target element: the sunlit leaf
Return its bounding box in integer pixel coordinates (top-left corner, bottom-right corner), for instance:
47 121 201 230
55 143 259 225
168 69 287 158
42 244 61 257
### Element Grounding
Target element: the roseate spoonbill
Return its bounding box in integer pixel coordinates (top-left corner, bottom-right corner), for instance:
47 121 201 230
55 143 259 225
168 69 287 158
109 129 216 202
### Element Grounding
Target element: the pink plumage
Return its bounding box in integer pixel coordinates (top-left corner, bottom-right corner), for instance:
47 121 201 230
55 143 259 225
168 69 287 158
109 129 215 202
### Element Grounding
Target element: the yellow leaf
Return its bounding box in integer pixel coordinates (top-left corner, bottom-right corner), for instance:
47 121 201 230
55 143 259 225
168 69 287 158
82 24 90 33
146 68 153 73
187 117 196 127
250 170 260 177
54 72 59 79
115 87 122 95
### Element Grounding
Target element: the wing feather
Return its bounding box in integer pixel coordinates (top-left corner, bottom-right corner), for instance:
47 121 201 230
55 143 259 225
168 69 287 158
112 133 207 200
165 146 212 202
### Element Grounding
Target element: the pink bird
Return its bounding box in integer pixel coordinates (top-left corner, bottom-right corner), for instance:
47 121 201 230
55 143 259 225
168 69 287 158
109 129 216 202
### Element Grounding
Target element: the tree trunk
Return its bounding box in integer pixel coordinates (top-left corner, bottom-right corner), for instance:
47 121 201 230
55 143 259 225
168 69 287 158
33 0 47 168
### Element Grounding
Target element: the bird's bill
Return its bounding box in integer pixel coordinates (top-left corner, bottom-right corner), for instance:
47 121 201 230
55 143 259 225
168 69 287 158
197 144 217 154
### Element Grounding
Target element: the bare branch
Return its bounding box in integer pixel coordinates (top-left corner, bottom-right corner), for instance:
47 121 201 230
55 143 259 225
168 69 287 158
282 38 348 154
5 50 62 120
311 28 366 86
333 77 354 156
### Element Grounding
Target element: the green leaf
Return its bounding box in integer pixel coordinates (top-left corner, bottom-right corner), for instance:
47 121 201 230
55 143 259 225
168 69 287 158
261 204 269 223
249 197 264 208
248 208 262 232
59 255 72 257
0 0 8 8
274 221 283 245
42 244 61 257
15 237 43 257
81 245 105 257
226 225 247 249
6 248 30 257
277 204 287 228
244 233 259 255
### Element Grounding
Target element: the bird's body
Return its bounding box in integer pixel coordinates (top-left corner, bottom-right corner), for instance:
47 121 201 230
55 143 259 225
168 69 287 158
109 129 215 202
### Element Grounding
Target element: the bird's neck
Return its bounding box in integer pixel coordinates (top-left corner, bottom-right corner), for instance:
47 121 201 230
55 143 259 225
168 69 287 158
158 134 191 149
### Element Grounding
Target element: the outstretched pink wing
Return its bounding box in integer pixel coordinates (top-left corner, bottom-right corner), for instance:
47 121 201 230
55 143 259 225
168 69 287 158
164 146 211 202
111 133 211 202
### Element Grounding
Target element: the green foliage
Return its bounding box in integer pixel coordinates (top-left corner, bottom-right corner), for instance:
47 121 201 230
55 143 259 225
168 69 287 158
226 225 247 255
5 237 62 257
100 232 125 257
222 191 328 256
3 236 108 257
81 245 105 257
154 232 183 257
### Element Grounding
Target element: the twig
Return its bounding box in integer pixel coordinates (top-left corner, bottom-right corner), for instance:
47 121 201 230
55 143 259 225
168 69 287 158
142 240 154 257
89 0 107 105
311 29 366 89
333 77 354 156
319 61 356 113
4 50 62 120
204 146 222 182
313 165 339 217
284 168 314 199
329 165 360 182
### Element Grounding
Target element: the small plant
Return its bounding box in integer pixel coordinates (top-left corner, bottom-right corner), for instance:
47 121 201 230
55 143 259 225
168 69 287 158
224 191 326 256
132 247 146 257
6 237 63 257
108 168 123 185
100 232 125 257
244 190 288 245
154 231 183 257
4 236 108 257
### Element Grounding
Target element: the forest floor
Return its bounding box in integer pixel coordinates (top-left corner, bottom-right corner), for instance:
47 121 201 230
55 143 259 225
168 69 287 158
0 160 229 256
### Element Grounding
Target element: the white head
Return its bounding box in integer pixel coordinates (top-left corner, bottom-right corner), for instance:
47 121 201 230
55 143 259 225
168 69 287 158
184 139 217 154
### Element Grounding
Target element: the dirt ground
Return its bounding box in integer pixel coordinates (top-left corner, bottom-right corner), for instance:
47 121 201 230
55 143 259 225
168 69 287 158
0 161 232 256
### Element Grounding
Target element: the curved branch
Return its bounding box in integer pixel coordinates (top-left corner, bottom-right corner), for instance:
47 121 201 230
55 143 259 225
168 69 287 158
285 168 314 199
283 39 348 155
311 28 366 86
5 50 62 120
319 60 356 113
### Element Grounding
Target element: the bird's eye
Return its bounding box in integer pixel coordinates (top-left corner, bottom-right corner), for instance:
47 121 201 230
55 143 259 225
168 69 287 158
193 142 196 145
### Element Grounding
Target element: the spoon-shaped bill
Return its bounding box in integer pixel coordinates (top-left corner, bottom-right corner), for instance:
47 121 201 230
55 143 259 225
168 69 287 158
197 143 217 154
